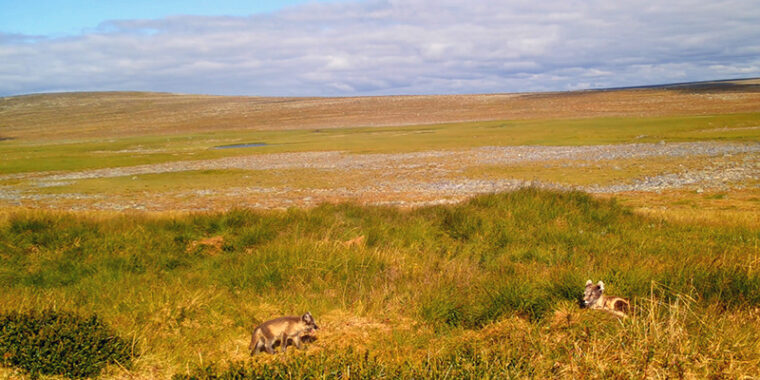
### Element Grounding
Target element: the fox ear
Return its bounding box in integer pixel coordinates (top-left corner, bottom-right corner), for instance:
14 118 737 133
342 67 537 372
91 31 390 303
597 281 605 291
302 312 312 322
586 279 593 286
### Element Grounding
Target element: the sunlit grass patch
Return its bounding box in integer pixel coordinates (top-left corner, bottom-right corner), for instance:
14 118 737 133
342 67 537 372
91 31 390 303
32 169 383 197
176 292 760 379
611 188 760 228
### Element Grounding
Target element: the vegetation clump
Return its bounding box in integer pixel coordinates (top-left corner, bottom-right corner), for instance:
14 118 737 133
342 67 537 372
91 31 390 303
0 310 134 379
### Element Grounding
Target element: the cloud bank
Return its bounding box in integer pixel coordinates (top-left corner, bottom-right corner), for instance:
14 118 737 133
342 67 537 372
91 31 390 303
1 0 759 96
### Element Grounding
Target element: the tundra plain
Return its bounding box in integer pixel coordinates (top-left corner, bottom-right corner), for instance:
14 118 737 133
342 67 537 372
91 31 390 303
1 79 760 378
2 79 760 222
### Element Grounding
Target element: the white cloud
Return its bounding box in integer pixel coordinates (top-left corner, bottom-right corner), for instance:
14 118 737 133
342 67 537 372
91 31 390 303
1 0 759 96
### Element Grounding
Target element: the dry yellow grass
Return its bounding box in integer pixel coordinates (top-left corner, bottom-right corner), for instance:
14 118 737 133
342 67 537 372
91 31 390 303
608 189 760 228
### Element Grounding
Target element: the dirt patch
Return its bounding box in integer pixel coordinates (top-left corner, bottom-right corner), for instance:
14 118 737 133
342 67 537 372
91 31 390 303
186 236 225 255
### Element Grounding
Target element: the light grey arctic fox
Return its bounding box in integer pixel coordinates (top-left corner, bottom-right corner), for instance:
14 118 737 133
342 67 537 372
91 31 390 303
249 312 319 355
582 280 630 318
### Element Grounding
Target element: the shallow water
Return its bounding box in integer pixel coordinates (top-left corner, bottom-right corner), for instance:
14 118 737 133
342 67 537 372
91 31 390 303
213 143 267 149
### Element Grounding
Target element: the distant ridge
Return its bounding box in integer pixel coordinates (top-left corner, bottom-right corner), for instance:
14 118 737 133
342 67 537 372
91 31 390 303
593 77 760 92
3 78 760 100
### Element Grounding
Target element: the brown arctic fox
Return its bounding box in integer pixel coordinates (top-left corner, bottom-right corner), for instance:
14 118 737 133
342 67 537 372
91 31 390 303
582 280 630 318
249 312 319 354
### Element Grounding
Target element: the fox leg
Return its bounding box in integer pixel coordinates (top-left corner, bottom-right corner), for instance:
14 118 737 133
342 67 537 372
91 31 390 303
249 330 264 355
280 333 289 353
264 339 275 354
252 340 265 355
249 341 259 355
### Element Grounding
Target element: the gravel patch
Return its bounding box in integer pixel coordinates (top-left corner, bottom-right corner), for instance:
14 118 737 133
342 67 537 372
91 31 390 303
5 141 758 183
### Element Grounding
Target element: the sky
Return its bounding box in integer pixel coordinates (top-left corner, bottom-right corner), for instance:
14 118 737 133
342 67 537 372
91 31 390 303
0 0 332 36
1 0 759 97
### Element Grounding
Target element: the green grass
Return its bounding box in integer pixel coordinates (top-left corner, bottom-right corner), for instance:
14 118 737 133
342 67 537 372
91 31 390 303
1 189 759 378
34 169 353 195
1 112 758 175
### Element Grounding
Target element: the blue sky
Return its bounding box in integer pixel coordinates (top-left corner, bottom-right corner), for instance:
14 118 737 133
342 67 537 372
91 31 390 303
0 0 337 36
1 0 759 97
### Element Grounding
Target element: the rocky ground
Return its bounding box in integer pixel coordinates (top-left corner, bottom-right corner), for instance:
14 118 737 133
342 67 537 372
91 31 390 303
1 141 758 211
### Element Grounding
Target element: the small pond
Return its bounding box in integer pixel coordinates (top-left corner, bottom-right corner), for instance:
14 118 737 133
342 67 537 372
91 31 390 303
213 142 268 149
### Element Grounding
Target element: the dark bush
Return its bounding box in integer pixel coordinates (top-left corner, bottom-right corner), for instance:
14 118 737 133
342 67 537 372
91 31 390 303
0 310 134 379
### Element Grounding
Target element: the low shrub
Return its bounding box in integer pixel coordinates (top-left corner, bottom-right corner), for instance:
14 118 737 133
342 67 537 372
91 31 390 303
0 310 134 379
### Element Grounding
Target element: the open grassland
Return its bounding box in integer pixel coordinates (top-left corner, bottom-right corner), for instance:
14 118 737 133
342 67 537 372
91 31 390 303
1 79 759 219
1 113 759 216
1 190 760 378
2 112 760 175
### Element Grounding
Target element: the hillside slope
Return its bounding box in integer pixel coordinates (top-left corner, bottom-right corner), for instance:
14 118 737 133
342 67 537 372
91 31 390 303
2 79 759 141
